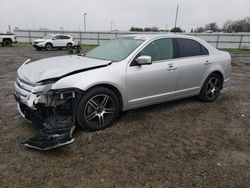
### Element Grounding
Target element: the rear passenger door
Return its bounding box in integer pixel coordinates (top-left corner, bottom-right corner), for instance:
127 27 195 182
174 38 210 97
52 35 61 47
60 35 71 46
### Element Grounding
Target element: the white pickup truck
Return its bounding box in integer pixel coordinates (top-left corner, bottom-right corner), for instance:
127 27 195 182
0 33 17 46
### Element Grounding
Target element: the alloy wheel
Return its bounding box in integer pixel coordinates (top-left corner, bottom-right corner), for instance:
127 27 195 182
46 43 52 51
205 77 220 101
84 94 116 127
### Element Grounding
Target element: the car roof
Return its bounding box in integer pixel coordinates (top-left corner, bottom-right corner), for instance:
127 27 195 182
48 33 71 37
118 33 218 53
119 33 200 41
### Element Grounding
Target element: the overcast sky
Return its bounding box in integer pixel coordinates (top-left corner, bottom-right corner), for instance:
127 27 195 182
0 0 249 32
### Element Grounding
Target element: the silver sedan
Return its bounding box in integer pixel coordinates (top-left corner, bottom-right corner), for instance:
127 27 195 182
15 34 231 131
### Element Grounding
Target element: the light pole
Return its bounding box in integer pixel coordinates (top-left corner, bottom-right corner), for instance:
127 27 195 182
84 12 87 31
174 4 179 29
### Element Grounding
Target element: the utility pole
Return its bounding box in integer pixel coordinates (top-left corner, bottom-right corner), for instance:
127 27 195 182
84 12 87 31
8 25 11 33
174 5 179 29
111 21 114 31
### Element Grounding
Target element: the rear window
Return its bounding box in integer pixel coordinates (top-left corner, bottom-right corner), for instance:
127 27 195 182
177 38 209 57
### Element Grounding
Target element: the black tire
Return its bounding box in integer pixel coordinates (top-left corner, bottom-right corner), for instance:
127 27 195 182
45 43 53 51
67 43 73 50
3 39 12 47
199 73 223 102
76 87 120 131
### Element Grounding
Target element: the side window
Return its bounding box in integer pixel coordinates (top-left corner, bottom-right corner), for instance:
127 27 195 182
61 35 70 39
53 35 61 40
201 44 209 55
139 38 174 62
177 38 208 57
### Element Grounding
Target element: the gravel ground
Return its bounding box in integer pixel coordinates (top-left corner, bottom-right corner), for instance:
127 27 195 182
0 46 249 187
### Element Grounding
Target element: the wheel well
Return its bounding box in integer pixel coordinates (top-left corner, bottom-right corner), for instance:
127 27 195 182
210 71 224 88
86 84 123 110
3 38 12 42
211 71 223 81
45 42 53 47
67 42 73 46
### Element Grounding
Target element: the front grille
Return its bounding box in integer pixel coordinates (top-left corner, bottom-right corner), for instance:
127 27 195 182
16 76 35 92
14 75 37 105
34 41 39 45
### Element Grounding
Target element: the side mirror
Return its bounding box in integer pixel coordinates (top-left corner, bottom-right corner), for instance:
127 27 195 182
135 55 152 65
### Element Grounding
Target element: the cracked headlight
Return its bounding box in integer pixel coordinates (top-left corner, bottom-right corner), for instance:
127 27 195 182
32 83 54 94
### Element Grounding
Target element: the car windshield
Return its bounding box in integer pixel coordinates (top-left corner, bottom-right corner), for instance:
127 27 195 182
85 38 144 62
43 34 54 39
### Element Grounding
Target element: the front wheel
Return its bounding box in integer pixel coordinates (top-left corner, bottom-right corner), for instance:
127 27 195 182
199 73 223 102
3 40 12 47
76 87 120 131
45 43 53 51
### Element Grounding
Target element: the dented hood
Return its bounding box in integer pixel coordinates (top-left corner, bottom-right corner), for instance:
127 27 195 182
18 55 111 83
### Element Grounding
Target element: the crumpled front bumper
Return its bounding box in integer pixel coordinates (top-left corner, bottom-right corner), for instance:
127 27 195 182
14 76 82 126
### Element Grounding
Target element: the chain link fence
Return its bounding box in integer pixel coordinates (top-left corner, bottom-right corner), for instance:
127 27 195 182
14 29 250 49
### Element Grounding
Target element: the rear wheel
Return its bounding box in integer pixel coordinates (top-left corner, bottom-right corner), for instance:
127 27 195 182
3 39 12 47
45 43 53 51
76 87 119 131
199 73 223 102
67 43 73 49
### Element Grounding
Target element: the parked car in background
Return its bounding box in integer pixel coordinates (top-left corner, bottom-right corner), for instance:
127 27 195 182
32 33 76 50
15 34 231 132
0 33 17 46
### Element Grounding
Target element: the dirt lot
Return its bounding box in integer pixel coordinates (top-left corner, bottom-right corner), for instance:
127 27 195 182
0 46 249 187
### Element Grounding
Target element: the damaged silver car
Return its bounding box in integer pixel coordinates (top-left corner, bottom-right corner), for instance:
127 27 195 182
14 34 231 150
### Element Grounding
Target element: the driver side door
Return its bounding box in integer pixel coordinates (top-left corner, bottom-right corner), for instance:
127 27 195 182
127 38 178 109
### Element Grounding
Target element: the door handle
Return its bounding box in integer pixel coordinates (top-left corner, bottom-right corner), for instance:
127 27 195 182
167 64 177 71
204 60 212 65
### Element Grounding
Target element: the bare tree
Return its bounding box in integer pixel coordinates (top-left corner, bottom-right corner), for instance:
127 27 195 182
170 27 183 32
222 20 234 33
194 27 205 33
151 27 159 32
222 17 250 32
205 22 220 32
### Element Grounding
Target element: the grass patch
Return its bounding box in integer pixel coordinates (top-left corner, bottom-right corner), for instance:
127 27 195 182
221 49 250 54
14 42 32 47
